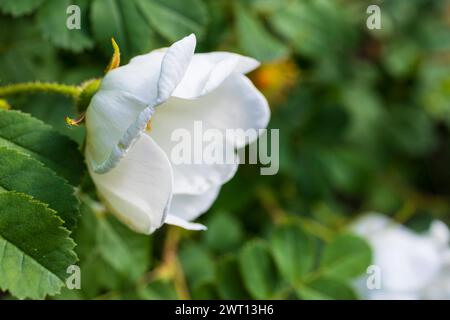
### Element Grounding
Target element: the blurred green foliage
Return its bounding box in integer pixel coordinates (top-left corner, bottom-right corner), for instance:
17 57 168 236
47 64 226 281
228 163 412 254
1 0 450 300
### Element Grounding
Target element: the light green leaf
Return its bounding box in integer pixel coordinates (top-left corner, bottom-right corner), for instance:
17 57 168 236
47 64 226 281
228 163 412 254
297 277 357 300
235 2 289 62
136 0 208 42
0 147 79 229
270 224 315 284
96 214 151 281
0 110 84 185
0 192 77 299
0 0 44 17
321 234 372 280
239 240 278 299
37 0 94 52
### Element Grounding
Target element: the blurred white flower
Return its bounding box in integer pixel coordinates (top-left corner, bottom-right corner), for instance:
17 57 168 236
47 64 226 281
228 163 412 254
85 34 270 234
352 213 450 299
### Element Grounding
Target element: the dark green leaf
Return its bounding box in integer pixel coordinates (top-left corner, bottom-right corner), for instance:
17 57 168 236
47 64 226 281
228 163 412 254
0 0 44 17
91 0 160 59
0 110 84 185
0 147 79 229
217 255 250 300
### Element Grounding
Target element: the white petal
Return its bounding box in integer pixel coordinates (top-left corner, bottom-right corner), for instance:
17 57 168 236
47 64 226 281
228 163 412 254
99 50 164 104
422 264 450 299
157 34 196 103
150 105 239 194
352 214 444 293
87 133 173 234
351 213 391 235
167 74 270 149
428 220 450 249
86 34 196 173
374 233 441 291
169 186 221 221
165 214 207 231
148 74 268 193
85 89 149 172
172 52 260 99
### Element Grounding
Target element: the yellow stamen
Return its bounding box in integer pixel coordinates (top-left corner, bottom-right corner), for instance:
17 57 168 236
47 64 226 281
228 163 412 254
65 112 86 126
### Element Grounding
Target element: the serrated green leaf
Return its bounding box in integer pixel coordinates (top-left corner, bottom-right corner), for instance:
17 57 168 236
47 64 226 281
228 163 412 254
0 147 79 229
321 234 372 280
270 224 315 284
234 2 288 62
297 277 357 300
136 0 208 42
91 0 160 59
0 0 44 17
239 240 278 299
36 0 94 52
0 192 77 299
0 110 84 185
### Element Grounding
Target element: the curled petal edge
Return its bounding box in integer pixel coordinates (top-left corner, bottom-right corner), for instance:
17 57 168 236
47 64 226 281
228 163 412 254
91 34 196 174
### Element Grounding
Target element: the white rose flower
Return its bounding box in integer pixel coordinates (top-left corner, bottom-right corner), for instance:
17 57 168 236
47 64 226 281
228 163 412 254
352 213 450 299
85 34 270 234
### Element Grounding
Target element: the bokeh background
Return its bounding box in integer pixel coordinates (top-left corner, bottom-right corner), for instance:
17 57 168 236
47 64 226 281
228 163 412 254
1 0 450 299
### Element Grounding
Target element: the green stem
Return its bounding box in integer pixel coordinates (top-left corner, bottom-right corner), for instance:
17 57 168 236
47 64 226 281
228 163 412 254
0 82 81 99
